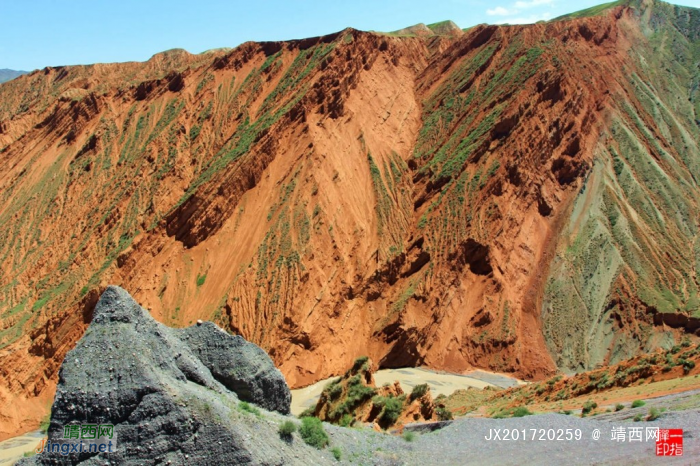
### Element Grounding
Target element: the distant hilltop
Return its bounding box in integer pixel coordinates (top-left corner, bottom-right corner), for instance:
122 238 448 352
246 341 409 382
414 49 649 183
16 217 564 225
0 69 28 84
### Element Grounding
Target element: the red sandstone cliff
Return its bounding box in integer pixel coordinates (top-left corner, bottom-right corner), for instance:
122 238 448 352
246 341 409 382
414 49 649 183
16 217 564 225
1 0 699 439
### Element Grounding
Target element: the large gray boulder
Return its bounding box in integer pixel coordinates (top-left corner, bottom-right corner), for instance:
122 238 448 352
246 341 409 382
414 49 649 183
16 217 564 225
19 286 329 465
178 323 291 414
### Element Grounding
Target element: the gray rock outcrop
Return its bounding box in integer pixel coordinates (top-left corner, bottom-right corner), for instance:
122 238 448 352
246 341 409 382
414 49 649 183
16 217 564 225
19 285 330 465
177 322 291 414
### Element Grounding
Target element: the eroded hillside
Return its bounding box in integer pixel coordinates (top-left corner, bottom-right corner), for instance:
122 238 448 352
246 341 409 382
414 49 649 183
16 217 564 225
0 0 698 439
542 0 700 372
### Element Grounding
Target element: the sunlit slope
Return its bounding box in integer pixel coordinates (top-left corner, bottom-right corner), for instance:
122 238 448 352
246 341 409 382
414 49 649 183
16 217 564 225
543 0 700 372
0 0 698 440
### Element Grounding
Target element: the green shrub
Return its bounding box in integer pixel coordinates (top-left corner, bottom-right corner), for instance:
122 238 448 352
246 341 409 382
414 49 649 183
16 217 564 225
196 273 207 287
381 397 404 425
682 359 695 374
331 447 342 461
299 417 329 449
581 400 597 415
373 395 404 426
410 384 429 400
631 400 646 408
238 401 260 416
328 382 343 400
346 382 376 405
278 420 297 438
339 414 354 427
329 403 348 419
299 407 315 418
512 407 533 417
347 374 363 386
402 431 416 442
647 407 660 421
615 403 624 412
596 374 613 390
633 413 643 422
492 406 531 419
436 406 454 421
190 125 201 141
547 375 562 386
332 381 375 419
351 356 369 372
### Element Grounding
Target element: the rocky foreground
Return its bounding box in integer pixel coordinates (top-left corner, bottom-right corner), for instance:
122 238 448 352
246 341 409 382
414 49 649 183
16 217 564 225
18 286 313 465
18 286 699 465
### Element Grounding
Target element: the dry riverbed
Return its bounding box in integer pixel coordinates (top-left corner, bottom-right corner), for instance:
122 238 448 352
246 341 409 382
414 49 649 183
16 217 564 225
0 431 44 466
291 367 524 416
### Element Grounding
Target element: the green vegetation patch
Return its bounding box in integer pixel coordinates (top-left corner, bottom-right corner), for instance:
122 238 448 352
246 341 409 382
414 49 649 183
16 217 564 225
238 401 261 416
492 406 532 418
331 446 342 461
553 1 623 21
372 394 406 426
278 420 297 439
299 417 329 449
410 383 430 401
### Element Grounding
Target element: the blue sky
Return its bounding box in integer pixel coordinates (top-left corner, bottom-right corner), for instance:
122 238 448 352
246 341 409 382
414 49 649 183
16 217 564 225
2 0 699 70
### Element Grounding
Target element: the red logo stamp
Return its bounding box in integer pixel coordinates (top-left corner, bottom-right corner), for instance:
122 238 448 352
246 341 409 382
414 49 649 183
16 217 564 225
656 429 683 456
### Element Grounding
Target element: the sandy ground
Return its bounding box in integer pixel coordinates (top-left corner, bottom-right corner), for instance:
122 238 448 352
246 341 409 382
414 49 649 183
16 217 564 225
290 367 523 416
0 431 44 466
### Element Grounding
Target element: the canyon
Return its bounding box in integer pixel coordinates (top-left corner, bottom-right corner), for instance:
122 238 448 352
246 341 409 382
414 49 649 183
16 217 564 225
0 0 699 440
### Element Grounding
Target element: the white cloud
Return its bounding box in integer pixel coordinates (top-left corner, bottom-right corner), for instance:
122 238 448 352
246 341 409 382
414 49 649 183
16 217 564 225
514 0 554 8
486 0 555 21
495 11 552 24
486 6 513 16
